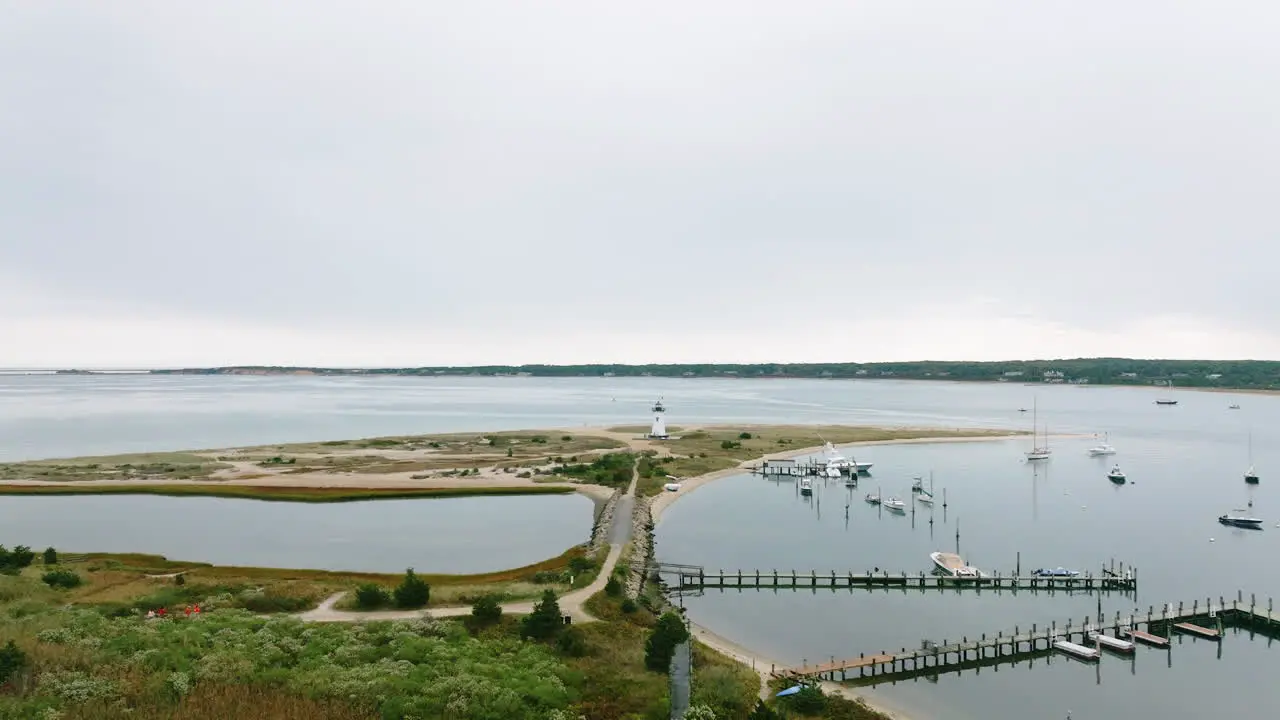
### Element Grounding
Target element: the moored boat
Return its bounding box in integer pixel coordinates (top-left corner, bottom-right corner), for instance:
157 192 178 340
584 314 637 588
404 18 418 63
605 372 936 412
864 493 881 505
1088 433 1117 456
799 478 813 496
1107 465 1126 482
1219 514 1263 528
916 489 934 505
883 497 906 512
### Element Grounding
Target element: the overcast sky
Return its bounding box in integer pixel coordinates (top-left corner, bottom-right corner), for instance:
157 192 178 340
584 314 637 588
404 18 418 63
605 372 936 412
3 1 1278 367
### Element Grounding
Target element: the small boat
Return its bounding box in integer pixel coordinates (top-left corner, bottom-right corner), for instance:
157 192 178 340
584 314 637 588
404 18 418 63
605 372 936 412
663 482 682 492
929 551 984 578
1018 408 1029 413
1087 632 1135 654
844 475 857 487
1107 465 1126 483
911 476 924 493
883 497 906 512
1088 433 1117 456
1032 567 1080 577
799 478 813 495
864 493 881 505
1229 404 1241 410
1219 514 1263 528
916 489 935 505
1155 399 1178 405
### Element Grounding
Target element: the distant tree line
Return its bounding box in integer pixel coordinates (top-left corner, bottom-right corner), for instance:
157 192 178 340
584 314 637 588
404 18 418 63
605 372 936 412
146 359 1280 390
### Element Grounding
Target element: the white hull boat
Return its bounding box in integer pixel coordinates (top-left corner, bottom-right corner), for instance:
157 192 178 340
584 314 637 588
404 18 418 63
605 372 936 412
930 551 984 579
1107 466 1126 482
799 478 813 495
883 497 906 512
1088 434 1117 456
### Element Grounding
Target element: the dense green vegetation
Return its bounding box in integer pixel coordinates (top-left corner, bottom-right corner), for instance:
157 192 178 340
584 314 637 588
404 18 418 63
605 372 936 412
548 452 636 488
150 359 1280 389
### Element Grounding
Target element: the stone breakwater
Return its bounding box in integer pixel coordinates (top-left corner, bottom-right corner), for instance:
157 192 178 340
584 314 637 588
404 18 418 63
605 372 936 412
589 488 622 551
627 496 656 597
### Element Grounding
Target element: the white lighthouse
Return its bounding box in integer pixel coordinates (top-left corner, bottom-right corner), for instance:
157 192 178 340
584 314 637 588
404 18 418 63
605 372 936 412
648 398 669 439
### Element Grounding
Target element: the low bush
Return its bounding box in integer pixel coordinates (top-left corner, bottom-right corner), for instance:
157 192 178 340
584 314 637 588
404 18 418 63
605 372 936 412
41 569 82 589
355 583 392 610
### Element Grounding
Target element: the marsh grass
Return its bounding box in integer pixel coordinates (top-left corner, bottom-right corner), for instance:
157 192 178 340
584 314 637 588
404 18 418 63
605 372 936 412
0 484 573 502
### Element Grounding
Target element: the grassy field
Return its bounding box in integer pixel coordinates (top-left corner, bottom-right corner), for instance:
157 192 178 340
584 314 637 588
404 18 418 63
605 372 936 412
0 431 627 483
0 483 574 502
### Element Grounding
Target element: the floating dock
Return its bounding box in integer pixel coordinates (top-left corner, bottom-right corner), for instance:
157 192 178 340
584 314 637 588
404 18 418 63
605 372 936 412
776 594 1278 685
1053 639 1100 661
1088 631 1135 653
1173 622 1221 640
1122 629 1169 647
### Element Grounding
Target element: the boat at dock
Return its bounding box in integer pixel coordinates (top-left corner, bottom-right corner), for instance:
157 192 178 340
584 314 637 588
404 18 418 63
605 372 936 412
1219 514 1263 528
1107 465 1126 483
1031 567 1079 577
1052 638 1101 661
929 551 984 579
844 475 857 487
799 478 813 496
1086 631 1134 653
821 442 873 474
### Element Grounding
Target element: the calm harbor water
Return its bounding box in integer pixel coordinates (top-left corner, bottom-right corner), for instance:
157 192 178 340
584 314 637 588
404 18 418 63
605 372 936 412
0 492 592 574
3 373 1277 718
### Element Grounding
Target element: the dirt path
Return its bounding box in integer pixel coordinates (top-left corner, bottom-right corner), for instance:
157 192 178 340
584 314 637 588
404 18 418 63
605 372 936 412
298 462 639 624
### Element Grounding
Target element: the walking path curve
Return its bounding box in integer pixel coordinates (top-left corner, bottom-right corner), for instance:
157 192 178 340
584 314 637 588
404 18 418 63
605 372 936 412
298 462 638 624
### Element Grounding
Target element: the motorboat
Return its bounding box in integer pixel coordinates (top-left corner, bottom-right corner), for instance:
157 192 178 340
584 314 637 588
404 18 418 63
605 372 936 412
930 551 984 579
823 466 841 479
1088 433 1117 456
883 497 906 512
799 478 813 496
1219 514 1263 528
1229 404 1241 410
1107 465 1126 483
1032 567 1080 577
864 493 881 505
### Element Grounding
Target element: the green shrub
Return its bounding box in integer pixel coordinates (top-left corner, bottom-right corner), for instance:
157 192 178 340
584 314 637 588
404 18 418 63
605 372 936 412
604 576 622 597
41 569 82 589
521 590 562 640
620 598 638 614
394 569 430 609
644 611 689 672
174 573 186 586
471 595 502 624
0 545 35 574
0 640 27 686
42 547 57 565
738 432 753 440
555 626 587 657
355 583 392 610
783 685 826 714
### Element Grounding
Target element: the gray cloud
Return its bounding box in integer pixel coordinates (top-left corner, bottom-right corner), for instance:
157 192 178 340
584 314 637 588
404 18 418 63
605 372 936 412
3 1 1279 364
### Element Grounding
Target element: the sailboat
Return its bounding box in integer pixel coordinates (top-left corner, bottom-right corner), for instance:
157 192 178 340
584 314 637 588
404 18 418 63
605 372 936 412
916 471 935 504
1025 398 1051 461
1155 379 1178 405
1246 432 1260 484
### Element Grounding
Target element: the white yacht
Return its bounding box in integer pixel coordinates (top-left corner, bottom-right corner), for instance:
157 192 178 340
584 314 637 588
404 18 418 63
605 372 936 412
1107 465 1126 482
822 442 874 473
1088 433 1117 456
930 552 984 579
883 497 906 512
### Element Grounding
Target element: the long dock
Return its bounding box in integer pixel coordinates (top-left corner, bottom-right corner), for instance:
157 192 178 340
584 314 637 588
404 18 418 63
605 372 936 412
659 565 1138 593
777 594 1278 686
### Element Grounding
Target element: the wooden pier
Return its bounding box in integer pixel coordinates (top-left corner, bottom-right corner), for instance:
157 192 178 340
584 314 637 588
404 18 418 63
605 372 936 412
661 564 1138 593
776 594 1279 686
